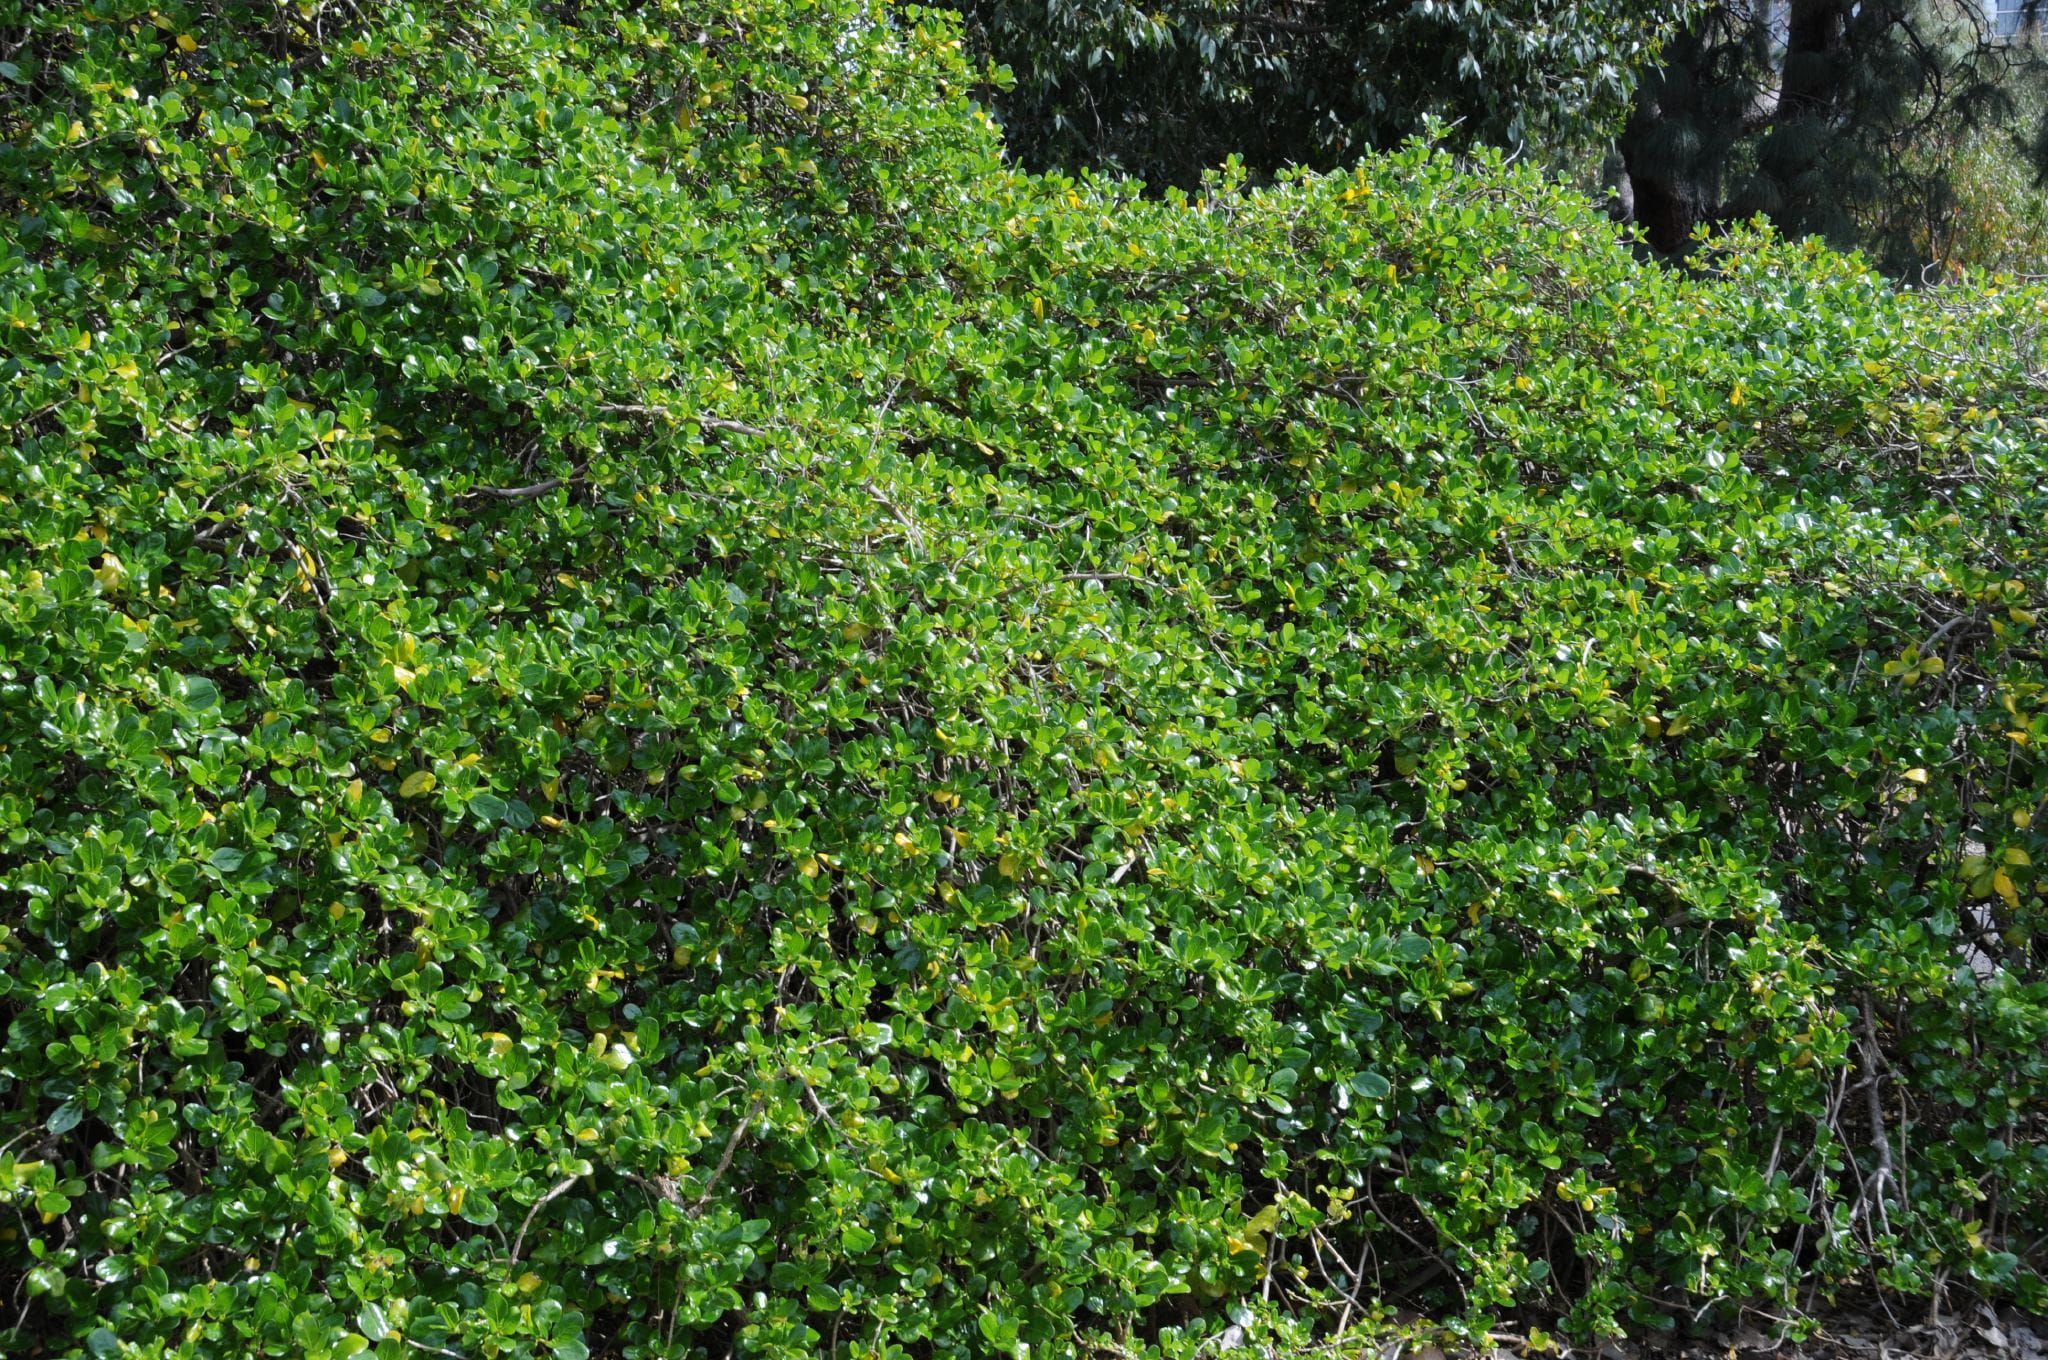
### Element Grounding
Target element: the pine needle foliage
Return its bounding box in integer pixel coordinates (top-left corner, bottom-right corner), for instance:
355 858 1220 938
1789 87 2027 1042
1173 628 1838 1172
1616 0 2048 269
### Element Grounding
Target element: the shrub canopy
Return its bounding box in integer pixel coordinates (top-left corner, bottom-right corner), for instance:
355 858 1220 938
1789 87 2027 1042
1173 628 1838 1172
1 2 2045 1358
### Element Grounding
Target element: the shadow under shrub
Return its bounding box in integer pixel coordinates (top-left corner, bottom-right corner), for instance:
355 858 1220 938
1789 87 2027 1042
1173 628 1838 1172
0 2 2044 1357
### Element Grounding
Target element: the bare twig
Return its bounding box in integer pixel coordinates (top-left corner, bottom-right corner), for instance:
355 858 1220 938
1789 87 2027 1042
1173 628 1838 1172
1850 994 1896 1239
690 1092 767 1218
597 402 770 439
465 476 569 501
404 1340 466 1360
1333 1231 1375 1335
508 1173 582 1265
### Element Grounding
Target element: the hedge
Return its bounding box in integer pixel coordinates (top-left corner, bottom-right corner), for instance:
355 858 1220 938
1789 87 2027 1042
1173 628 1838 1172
0 2 2044 1357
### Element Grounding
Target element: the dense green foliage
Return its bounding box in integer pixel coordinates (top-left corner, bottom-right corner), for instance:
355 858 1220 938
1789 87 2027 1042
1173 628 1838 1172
3 3 2048 1358
958 0 1696 188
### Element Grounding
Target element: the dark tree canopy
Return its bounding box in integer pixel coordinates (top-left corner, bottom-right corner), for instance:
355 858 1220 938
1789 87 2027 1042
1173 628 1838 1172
965 0 2048 271
960 0 1699 187
1616 0 2048 269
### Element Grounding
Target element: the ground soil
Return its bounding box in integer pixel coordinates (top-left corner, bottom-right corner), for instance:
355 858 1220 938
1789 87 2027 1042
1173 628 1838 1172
1286 1302 2039 1351
1601 1304 2042 1360
1409 1303 2047 1360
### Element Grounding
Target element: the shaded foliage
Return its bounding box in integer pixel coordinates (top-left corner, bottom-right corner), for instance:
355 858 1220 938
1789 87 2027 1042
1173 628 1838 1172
1871 73 2048 274
1616 0 2048 269
958 0 1697 188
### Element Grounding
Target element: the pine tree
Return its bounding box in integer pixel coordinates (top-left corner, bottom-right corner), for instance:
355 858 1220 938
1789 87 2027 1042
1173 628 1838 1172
1617 0 2048 270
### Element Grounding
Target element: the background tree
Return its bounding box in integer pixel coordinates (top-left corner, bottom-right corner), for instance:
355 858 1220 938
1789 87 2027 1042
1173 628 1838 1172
958 0 1700 187
963 0 2048 272
1615 0 2048 269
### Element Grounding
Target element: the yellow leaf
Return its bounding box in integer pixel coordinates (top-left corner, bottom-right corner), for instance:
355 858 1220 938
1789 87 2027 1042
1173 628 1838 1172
2004 847 2032 867
398 770 436 798
176 33 198 52
1902 768 1928 784
1995 869 2020 909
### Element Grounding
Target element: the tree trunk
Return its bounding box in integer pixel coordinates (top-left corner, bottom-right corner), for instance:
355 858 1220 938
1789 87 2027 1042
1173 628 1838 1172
1615 58 1711 258
1779 0 1849 122
1752 0 1855 240
1617 152 1701 256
